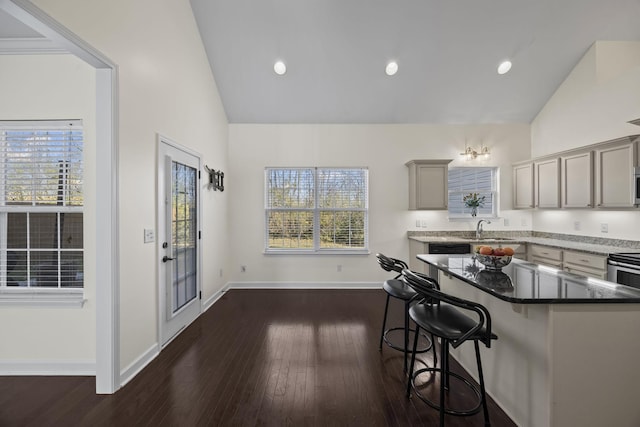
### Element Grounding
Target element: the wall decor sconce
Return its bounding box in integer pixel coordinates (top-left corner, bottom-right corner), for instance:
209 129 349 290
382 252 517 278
204 165 224 191
460 144 490 160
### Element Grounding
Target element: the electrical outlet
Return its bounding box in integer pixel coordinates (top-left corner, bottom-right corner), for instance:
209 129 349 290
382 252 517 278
503 218 510 226
521 218 528 226
416 219 421 227
574 221 581 231
420 219 428 228
601 223 608 233
143 228 155 243
241 265 246 273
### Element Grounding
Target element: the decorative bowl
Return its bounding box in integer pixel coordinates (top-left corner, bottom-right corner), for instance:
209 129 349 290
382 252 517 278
475 254 512 270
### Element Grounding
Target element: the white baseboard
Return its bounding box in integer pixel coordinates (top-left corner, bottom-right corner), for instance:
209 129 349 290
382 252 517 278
226 281 380 290
0 359 95 376
119 344 159 387
202 284 230 312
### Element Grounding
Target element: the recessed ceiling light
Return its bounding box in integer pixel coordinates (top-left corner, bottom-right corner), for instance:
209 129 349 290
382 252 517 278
497 60 512 75
385 61 398 76
274 60 286 75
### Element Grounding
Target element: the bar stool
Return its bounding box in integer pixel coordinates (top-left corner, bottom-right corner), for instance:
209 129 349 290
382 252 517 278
402 268 497 427
376 253 433 373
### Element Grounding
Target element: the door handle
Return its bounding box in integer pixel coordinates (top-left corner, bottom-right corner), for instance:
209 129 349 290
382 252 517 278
162 256 174 263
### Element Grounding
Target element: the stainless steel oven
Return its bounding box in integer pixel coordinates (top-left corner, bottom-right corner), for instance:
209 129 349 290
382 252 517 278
608 253 640 289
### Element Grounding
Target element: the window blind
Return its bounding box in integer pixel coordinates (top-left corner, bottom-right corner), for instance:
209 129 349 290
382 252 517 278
0 120 83 207
448 167 497 217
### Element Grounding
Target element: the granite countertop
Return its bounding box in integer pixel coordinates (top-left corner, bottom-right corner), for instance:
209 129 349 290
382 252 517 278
418 254 640 304
408 234 640 256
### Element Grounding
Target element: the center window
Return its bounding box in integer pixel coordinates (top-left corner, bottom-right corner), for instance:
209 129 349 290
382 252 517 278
265 167 368 253
448 167 498 219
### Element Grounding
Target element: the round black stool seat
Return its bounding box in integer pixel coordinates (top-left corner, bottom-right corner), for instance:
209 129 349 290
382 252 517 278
383 278 417 300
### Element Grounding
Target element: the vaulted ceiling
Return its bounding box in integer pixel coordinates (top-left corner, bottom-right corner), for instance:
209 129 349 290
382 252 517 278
2 2 640 125
190 0 640 124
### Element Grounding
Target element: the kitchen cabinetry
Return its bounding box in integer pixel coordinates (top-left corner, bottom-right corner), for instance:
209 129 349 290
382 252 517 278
529 244 563 268
512 135 639 211
406 159 452 210
534 158 561 208
595 141 638 208
561 151 593 208
563 250 607 280
529 244 608 280
512 162 534 209
408 240 428 274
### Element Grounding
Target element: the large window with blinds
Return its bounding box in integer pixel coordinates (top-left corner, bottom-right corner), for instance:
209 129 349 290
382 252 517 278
265 167 368 253
448 167 498 218
0 120 84 289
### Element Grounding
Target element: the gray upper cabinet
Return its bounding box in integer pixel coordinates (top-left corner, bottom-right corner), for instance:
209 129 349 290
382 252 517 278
561 151 594 208
595 141 637 208
406 159 452 210
512 162 534 209
534 158 561 208
513 135 639 211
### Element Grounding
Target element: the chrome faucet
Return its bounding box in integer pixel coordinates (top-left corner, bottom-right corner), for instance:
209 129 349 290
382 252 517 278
476 219 491 239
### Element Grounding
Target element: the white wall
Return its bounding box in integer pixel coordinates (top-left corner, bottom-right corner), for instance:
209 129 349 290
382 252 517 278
532 41 640 157
0 54 96 363
228 123 531 284
32 0 230 371
531 41 640 240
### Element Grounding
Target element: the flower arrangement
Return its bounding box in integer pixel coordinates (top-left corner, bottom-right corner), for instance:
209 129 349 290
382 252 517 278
463 192 485 217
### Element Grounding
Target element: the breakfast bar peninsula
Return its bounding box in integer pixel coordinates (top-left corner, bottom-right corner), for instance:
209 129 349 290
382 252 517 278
417 254 640 427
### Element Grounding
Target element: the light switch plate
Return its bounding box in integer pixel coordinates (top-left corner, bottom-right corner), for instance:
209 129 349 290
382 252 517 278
144 228 155 243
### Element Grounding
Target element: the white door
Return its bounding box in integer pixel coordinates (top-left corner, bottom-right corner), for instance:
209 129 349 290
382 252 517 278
158 136 201 346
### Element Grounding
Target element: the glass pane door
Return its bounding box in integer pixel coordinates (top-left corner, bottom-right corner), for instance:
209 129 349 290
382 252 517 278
170 161 197 314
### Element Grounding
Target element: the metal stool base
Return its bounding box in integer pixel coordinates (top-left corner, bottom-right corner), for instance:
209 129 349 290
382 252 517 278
383 327 432 354
410 367 483 417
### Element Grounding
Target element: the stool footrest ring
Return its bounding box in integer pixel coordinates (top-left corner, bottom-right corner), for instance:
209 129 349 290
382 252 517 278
383 327 432 353
410 367 483 417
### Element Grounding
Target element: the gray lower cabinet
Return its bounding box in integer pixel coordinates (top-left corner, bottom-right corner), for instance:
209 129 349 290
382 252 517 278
408 240 428 274
529 244 608 280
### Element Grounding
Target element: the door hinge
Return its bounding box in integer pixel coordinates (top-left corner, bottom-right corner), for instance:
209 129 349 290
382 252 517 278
199 291 202 300
198 230 202 239
198 170 201 179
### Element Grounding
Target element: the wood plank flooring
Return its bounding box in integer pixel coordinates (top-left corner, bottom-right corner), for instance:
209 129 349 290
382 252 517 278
0 289 517 426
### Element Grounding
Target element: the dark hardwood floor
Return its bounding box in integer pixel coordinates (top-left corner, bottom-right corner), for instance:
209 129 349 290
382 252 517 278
0 289 516 426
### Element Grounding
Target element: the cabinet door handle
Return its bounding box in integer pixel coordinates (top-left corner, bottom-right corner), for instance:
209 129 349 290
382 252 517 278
580 259 590 263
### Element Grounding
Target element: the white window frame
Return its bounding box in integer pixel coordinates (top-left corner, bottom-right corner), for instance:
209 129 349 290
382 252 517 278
0 120 84 306
264 167 369 255
448 167 499 220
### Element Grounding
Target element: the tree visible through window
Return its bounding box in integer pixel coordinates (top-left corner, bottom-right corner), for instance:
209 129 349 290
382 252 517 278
0 120 84 288
265 168 368 252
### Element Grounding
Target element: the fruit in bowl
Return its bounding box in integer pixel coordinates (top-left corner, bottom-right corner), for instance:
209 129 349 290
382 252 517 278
474 245 514 270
